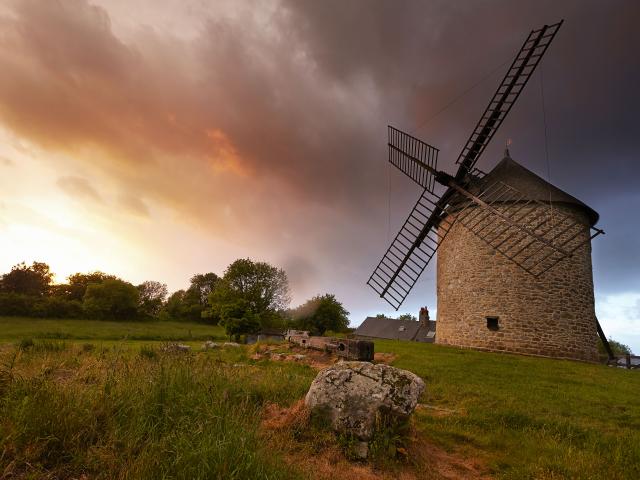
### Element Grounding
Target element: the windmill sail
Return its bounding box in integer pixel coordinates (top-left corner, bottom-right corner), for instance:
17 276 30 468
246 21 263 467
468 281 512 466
388 126 439 192
455 21 563 177
367 189 454 309
445 180 604 276
368 21 565 309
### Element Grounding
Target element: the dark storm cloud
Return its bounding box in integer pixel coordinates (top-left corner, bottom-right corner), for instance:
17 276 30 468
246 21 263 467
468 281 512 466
0 0 638 315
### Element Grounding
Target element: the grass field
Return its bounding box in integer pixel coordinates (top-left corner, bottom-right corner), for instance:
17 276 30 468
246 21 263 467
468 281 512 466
1 317 639 479
0 316 227 342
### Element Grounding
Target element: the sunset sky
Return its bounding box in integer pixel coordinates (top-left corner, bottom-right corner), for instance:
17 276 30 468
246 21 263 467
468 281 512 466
1 0 639 350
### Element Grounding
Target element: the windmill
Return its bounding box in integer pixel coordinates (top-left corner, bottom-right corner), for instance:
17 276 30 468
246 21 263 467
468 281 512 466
367 21 614 361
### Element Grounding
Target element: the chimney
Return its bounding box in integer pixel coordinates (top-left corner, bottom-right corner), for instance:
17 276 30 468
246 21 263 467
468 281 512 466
419 306 430 324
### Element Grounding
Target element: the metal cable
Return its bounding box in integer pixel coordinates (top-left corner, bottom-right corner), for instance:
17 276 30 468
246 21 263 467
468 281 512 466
414 58 512 133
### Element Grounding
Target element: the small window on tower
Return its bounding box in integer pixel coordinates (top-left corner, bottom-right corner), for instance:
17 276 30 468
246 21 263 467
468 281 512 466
486 316 499 331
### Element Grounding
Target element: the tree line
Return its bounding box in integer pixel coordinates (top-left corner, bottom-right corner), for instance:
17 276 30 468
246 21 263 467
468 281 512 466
0 259 350 339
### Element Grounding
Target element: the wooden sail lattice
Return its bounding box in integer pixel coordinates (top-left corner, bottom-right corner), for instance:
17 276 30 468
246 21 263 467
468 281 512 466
443 181 604 277
455 21 563 176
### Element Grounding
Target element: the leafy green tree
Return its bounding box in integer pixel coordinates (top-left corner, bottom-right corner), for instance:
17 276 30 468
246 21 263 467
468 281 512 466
219 298 260 341
162 290 188 320
66 272 117 301
599 337 633 356
0 261 53 296
209 258 291 327
160 273 220 322
188 273 219 305
83 279 139 320
137 281 168 318
290 294 349 336
397 313 417 322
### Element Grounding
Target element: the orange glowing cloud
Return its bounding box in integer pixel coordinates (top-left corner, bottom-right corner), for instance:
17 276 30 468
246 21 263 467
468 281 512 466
206 129 252 177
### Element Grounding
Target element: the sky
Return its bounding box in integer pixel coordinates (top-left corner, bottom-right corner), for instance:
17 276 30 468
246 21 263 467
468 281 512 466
0 0 638 351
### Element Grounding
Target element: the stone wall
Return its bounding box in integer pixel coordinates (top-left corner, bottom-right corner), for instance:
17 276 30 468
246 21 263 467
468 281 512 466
436 203 599 362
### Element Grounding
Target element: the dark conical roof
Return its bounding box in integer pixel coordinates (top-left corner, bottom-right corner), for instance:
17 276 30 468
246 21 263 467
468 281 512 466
469 155 599 226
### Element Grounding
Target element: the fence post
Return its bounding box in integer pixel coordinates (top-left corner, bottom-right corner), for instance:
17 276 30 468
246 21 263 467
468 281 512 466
626 354 631 369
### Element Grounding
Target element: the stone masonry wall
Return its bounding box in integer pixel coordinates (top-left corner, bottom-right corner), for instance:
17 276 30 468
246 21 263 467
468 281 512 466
436 203 599 362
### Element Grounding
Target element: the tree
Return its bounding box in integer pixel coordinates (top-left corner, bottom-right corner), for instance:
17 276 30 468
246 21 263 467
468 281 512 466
208 259 290 324
397 313 417 322
83 279 139 320
290 294 350 336
137 281 168 318
162 290 187 320
218 298 260 341
182 272 219 322
1 261 53 296
66 271 117 301
188 273 219 305
599 337 633 356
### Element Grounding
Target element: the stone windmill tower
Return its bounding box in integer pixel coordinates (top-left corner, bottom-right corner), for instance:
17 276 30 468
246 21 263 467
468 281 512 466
367 21 612 362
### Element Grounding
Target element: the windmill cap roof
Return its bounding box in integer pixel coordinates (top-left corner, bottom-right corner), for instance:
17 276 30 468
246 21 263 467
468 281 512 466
471 155 599 226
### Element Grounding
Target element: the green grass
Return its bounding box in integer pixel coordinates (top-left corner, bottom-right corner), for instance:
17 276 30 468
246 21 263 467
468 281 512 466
1 317 639 479
0 343 315 479
376 339 640 479
0 316 226 342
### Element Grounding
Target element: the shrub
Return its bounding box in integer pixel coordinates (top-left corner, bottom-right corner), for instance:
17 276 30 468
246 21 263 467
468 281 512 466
139 345 157 359
598 337 633 357
0 293 33 316
32 297 83 318
18 338 34 350
83 279 139 320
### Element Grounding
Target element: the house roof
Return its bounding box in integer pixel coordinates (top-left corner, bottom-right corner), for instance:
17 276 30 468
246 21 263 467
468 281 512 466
458 155 599 226
355 317 435 341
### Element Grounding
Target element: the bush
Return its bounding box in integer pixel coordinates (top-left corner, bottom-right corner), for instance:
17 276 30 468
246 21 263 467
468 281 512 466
18 338 34 350
598 337 633 357
32 297 83 318
83 279 139 320
0 293 34 316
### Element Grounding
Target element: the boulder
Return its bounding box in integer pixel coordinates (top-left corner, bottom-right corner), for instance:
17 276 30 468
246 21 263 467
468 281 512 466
223 342 242 348
203 341 220 350
305 361 425 441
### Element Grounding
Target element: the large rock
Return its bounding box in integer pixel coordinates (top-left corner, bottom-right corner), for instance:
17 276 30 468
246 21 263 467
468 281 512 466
305 361 425 441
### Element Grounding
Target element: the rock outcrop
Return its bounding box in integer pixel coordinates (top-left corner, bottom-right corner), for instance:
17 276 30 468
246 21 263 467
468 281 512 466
305 361 425 442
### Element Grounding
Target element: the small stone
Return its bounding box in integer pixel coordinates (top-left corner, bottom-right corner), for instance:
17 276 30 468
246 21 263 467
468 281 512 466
162 343 191 353
354 441 368 459
223 342 241 347
202 341 219 350
293 354 306 361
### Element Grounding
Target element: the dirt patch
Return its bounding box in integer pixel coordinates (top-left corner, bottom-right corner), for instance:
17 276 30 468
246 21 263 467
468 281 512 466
374 352 397 364
262 399 309 430
408 435 491 480
261 400 491 480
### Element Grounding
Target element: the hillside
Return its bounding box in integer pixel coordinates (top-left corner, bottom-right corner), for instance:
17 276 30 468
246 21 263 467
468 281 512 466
0 317 638 479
